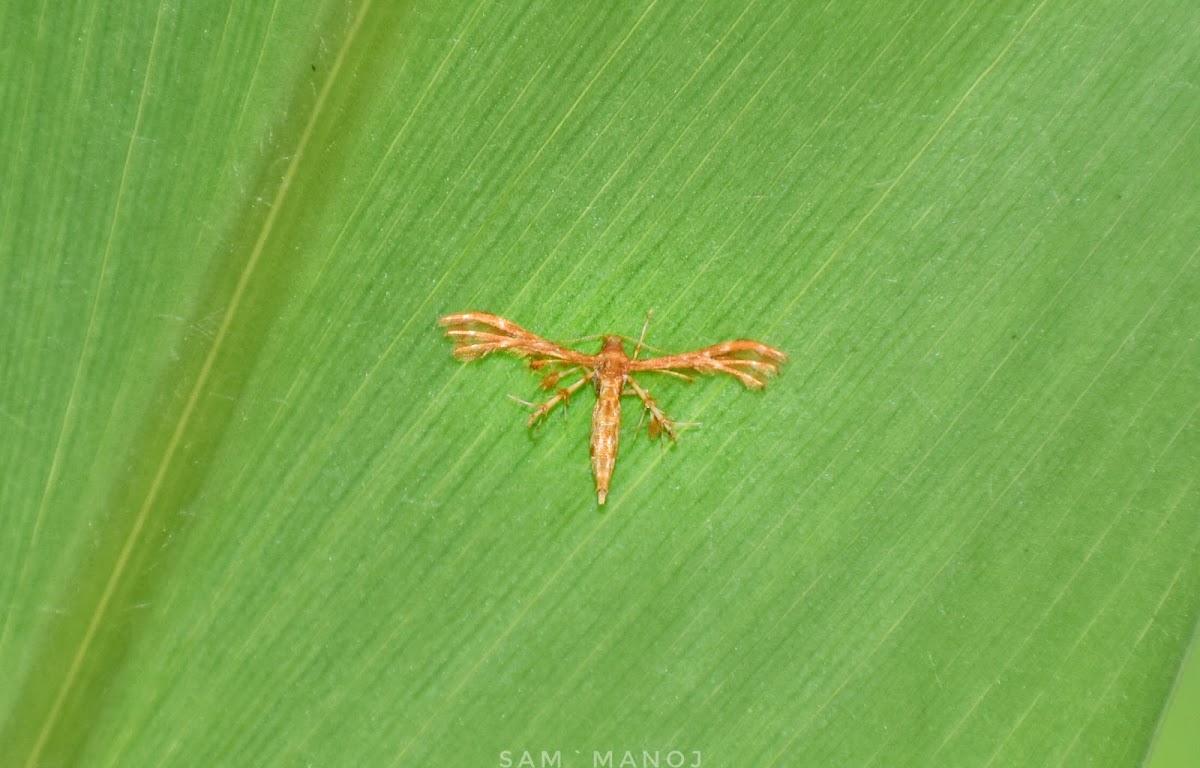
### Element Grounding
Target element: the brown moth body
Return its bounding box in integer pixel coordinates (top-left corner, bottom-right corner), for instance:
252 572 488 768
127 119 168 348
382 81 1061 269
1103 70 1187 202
438 312 786 504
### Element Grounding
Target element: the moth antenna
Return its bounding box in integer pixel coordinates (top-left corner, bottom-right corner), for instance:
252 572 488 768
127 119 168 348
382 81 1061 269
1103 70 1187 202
633 309 653 360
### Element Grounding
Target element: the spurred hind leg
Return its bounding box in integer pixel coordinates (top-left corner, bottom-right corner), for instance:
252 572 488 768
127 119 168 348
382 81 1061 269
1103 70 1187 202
626 376 681 441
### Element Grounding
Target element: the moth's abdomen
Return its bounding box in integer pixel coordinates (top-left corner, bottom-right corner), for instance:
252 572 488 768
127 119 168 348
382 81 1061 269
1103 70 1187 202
591 378 623 504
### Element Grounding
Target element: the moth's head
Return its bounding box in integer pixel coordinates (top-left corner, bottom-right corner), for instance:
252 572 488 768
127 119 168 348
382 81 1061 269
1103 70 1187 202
600 336 625 353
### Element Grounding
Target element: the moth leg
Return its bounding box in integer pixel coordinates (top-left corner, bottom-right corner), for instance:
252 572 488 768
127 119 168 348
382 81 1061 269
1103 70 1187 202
530 363 586 391
626 377 685 441
510 372 594 427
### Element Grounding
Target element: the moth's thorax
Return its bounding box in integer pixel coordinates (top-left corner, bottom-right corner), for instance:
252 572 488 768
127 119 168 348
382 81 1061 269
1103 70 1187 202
594 336 631 379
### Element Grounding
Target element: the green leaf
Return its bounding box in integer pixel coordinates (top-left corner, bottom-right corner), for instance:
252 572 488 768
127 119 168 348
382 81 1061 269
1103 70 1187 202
3 0 1197 766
